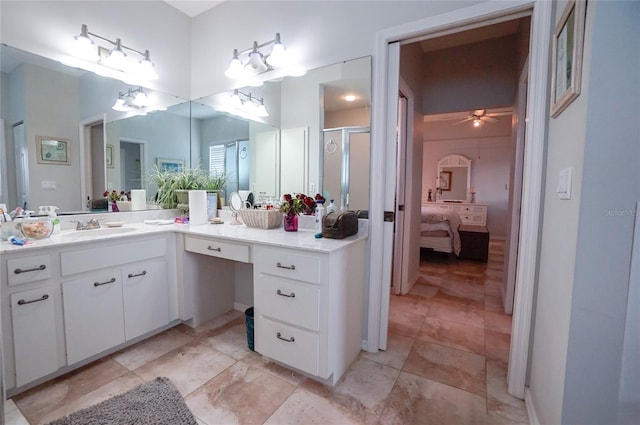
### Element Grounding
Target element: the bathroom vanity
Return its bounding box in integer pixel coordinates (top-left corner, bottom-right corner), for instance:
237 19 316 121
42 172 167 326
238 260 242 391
0 220 367 395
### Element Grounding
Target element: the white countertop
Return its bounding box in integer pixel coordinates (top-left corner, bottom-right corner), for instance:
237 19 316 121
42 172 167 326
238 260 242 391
0 219 368 254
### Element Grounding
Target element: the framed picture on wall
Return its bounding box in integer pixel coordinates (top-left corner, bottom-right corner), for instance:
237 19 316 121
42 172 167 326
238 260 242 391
157 158 184 172
439 171 452 191
36 136 70 165
550 0 586 118
106 145 114 167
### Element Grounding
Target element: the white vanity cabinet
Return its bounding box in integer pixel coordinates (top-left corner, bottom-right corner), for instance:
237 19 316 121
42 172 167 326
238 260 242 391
253 240 366 385
10 286 59 387
60 236 173 365
62 271 125 364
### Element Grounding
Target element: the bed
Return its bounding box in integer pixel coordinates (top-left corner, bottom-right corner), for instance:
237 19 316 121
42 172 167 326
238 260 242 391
420 205 462 256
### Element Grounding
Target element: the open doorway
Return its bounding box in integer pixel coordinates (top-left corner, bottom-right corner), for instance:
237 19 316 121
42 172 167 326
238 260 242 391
120 139 145 192
371 0 552 404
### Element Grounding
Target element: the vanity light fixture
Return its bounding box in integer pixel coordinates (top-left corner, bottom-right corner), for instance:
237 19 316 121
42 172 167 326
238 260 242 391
73 24 158 81
225 89 269 117
112 87 151 112
225 33 291 79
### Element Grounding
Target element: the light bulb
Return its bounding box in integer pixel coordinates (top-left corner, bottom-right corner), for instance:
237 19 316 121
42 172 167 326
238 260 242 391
136 51 158 80
244 42 268 74
105 39 127 69
229 90 243 109
73 25 98 60
225 50 245 79
473 118 481 127
344 95 357 102
112 98 134 112
132 91 148 106
266 33 287 67
256 103 269 117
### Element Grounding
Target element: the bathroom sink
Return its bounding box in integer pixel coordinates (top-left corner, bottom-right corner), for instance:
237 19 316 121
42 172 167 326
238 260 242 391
60 227 137 238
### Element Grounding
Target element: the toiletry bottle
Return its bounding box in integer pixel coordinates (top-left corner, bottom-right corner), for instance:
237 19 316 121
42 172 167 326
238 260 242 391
315 199 325 231
327 199 337 214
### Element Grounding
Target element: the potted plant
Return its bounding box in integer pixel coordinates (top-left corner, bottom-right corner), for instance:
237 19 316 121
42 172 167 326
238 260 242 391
147 166 229 211
198 171 228 209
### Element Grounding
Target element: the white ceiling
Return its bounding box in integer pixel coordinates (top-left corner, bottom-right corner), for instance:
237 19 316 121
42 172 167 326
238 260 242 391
163 0 223 17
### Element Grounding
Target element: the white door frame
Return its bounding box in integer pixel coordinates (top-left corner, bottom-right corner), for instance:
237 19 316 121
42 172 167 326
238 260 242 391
79 114 106 211
368 0 552 399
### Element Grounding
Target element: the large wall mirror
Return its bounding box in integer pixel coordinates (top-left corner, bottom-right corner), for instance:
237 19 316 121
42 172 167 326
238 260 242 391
1 43 371 214
437 154 471 201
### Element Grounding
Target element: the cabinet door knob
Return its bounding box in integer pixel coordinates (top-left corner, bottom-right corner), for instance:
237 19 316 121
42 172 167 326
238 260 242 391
276 332 295 343
276 262 295 270
276 289 296 298
127 270 147 278
94 277 116 287
17 294 49 305
14 264 46 274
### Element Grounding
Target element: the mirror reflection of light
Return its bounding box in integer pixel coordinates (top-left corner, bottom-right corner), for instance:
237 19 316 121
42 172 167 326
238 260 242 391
345 95 356 102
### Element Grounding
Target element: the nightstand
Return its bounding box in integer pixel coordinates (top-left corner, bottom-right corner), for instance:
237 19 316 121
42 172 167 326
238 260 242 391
458 225 489 262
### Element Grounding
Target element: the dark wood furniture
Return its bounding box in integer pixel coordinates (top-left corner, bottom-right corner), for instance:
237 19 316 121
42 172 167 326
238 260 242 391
458 225 489 262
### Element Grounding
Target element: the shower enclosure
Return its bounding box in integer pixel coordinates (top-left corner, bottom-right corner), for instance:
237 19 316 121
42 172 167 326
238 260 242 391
224 139 250 201
321 126 370 212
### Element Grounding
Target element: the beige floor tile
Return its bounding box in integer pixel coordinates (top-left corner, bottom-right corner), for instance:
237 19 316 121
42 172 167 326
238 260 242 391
38 372 145 425
485 330 511 363
403 340 486 397
407 282 439 299
111 326 194 370
133 339 235 397
433 283 484 308
417 317 485 355
176 309 243 337
486 360 529 423
265 388 362 425
13 357 129 424
389 294 431 316
301 357 400 424
4 399 29 425
200 320 253 360
485 310 513 334
361 333 414 370
241 351 307 386
378 372 490 425
185 361 295 425
388 308 425 338
427 301 485 328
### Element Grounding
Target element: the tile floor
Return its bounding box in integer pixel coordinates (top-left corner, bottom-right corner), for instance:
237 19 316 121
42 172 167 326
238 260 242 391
6 240 528 424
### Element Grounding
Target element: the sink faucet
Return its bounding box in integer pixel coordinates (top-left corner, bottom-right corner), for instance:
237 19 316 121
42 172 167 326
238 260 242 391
73 218 101 230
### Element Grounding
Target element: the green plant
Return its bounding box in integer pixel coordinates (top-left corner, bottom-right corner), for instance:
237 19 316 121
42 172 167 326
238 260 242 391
146 166 228 209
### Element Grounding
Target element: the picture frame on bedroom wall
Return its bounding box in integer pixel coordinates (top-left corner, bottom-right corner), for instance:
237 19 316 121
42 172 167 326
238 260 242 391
550 0 586 118
439 171 452 191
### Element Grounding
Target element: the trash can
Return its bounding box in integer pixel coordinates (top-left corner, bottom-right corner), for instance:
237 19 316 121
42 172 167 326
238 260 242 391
245 307 254 351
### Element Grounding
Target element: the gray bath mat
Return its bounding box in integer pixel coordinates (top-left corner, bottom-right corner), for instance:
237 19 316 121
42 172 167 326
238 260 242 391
45 377 197 425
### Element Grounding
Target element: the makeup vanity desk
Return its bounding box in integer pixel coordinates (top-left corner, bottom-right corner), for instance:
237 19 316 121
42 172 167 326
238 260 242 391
0 221 367 395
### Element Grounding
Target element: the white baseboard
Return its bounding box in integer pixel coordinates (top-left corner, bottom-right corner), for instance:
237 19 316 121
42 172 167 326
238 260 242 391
525 387 541 425
234 302 251 312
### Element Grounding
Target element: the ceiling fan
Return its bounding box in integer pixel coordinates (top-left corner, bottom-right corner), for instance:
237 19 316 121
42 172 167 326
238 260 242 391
455 109 509 127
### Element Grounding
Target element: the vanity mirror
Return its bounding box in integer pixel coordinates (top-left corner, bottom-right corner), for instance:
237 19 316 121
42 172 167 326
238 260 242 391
1 43 372 215
437 154 471 201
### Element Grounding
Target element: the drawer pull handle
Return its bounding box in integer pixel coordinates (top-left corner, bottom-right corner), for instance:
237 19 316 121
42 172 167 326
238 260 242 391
127 270 147 278
276 262 296 270
14 264 46 274
207 246 222 252
17 294 49 305
276 289 296 298
276 332 295 343
94 277 116 287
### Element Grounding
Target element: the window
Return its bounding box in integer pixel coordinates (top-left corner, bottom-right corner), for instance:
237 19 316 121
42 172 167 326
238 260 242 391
209 144 225 177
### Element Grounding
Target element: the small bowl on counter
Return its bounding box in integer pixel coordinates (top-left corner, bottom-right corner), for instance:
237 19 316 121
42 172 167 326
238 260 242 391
18 217 54 240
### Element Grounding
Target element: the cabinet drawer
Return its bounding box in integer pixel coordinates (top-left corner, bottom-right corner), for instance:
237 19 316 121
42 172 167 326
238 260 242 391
254 246 322 284
184 236 249 263
10 287 59 386
255 316 319 376
255 274 320 331
460 214 485 225
61 238 167 276
7 254 53 286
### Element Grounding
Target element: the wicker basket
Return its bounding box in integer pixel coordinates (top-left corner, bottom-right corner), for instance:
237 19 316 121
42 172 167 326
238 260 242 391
239 209 282 229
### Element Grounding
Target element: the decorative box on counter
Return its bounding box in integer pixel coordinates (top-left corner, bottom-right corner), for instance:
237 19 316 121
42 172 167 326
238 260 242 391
322 211 358 239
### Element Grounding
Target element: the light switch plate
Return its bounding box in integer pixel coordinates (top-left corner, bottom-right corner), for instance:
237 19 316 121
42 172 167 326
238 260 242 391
41 180 56 190
557 167 572 200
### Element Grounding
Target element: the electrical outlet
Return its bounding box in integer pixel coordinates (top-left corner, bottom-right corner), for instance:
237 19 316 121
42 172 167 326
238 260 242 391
41 180 56 190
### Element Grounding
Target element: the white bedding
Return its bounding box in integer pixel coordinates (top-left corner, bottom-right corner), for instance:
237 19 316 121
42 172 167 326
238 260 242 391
420 205 462 255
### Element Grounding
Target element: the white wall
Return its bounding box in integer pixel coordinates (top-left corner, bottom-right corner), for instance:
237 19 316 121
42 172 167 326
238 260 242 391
528 2 640 424
190 1 480 99
0 1 192 98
